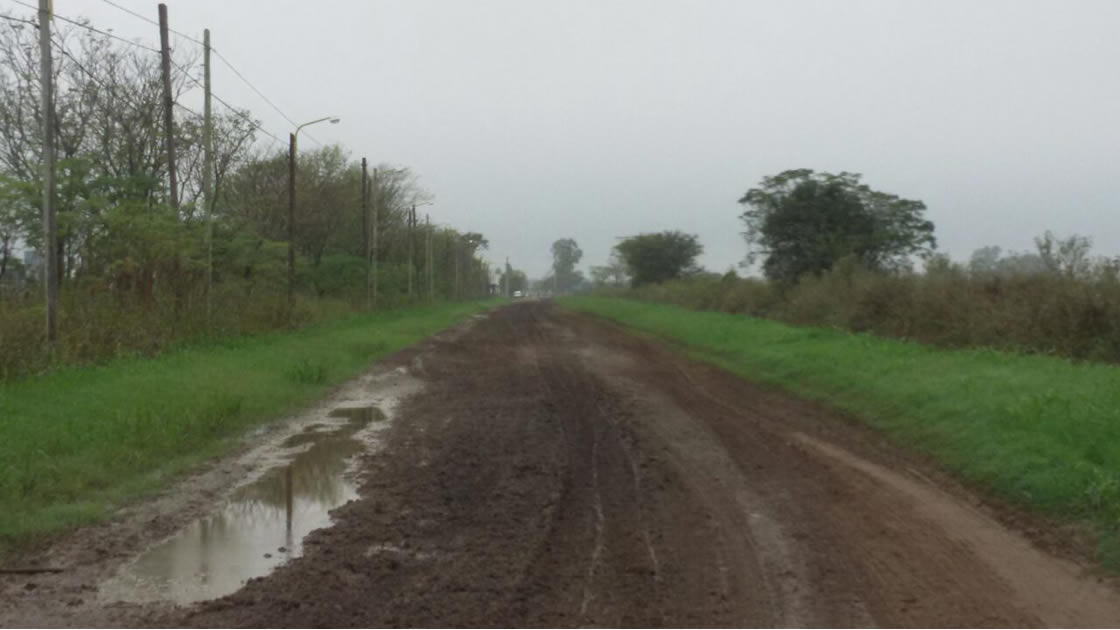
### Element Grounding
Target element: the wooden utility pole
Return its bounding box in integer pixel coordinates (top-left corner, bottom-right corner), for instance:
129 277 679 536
287 132 296 313
203 28 214 325
361 157 369 310
158 4 178 209
38 0 57 343
371 168 378 310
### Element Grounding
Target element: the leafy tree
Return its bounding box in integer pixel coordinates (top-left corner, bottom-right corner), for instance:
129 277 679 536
614 231 702 287
1035 231 1093 278
550 238 583 292
738 169 936 284
589 251 628 288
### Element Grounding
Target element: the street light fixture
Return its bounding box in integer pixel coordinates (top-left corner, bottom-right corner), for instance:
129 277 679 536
287 116 341 314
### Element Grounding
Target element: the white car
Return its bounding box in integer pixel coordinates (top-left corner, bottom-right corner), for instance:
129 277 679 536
513 290 524 298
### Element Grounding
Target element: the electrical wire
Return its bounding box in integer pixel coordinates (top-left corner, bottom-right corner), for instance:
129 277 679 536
97 0 320 146
98 0 203 46
0 12 35 27
210 48 321 146
167 58 284 145
52 33 152 115
5 0 160 52
9 0 302 150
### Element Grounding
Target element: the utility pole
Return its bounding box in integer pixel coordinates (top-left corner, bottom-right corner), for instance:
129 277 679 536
453 235 460 300
371 168 378 310
287 132 296 313
158 4 178 209
426 214 433 301
505 256 511 298
361 157 368 311
203 28 214 325
38 0 57 343
407 204 414 299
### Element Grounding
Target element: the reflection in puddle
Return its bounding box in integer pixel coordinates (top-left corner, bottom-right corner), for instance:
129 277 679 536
329 405 386 424
101 409 377 604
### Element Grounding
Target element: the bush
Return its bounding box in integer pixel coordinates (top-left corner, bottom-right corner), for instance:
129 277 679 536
617 258 1120 365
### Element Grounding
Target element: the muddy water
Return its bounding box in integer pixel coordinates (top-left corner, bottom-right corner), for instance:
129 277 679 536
100 408 380 605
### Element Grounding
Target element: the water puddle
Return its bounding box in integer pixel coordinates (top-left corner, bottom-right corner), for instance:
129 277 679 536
100 407 377 605
329 405 387 424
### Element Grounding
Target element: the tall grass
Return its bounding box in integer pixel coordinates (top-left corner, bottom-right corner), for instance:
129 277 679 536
564 296 1120 567
0 299 497 554
0 263 438 380
621 258 1120 364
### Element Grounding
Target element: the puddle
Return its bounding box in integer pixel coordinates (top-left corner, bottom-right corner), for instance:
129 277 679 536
100 409 375 605
329 405 387 424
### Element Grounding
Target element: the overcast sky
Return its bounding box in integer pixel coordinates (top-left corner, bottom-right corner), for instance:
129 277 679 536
53 0 1120 277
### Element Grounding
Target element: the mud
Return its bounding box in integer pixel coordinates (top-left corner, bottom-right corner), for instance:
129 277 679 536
99 407 375 605
4 302 1120 627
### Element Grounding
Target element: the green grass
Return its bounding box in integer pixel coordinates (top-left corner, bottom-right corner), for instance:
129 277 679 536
562 296 1120 566
0 300 498 554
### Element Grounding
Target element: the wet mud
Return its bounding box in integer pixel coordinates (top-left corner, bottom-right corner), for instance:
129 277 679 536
100 408 377 604
4 303 1120 627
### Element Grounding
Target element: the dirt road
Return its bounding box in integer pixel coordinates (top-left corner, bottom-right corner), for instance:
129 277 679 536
5 301 1120 627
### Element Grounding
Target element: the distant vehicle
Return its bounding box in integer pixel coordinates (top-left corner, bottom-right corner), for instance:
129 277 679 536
513 290 524 298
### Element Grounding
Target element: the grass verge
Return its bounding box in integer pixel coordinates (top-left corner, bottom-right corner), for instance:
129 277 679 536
0 300 499 555
562 296 1120 566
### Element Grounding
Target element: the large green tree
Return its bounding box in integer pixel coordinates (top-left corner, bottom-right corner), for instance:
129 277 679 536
738 169 936 284
550 238 583 292
614 231 702 287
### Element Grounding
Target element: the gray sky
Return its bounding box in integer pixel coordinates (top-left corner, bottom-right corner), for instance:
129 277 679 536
61 0 1120 277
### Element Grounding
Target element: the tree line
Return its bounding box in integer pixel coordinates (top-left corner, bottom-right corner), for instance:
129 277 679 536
0 12 493 378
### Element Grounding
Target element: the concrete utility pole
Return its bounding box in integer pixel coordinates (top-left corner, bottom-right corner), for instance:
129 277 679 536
287 132 296 312
371 168 378 310
407 204 414 299
361 157 368 310
426 214 433 302
287 116 339 315
158 4 178 209
38 0 57 343
203 28 214 325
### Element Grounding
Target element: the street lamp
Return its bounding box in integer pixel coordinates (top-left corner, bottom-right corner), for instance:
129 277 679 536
288 116 340 313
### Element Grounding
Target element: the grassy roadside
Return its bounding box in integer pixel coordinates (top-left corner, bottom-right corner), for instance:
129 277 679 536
561 296 1120 566
0 300 499 555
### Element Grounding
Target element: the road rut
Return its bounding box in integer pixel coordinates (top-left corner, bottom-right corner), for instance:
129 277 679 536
5 301 1120 627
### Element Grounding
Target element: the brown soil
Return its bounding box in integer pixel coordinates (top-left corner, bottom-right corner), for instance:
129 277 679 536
5 301 1120 627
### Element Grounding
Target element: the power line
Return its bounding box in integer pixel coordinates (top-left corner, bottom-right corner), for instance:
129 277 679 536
99 0 202 46
52 33 152 115
96 0 321 147
167 57 284 146
210 48 321 147
10 0 299 150
4 0 160 52
0 13 36 27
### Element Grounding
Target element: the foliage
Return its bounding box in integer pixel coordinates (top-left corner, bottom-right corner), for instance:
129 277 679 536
614 230 703 287
550 237 583 293
738 169 936 284
0 14 494 378
589 250 628 289
0 300 498 553
614 231 1120 365
564 295 1120 568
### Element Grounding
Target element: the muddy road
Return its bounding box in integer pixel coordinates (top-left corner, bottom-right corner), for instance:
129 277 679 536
5 301 1120 627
